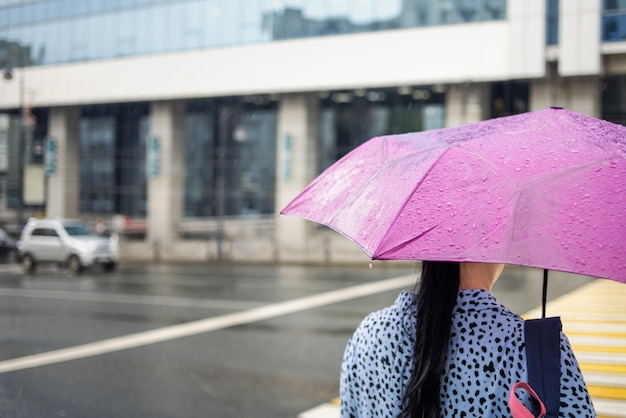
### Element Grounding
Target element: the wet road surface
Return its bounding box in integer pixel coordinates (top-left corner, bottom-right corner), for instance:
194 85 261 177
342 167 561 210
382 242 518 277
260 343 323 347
0 262 593 417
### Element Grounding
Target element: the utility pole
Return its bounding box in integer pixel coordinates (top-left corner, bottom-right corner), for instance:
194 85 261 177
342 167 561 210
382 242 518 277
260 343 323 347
216 106 229 260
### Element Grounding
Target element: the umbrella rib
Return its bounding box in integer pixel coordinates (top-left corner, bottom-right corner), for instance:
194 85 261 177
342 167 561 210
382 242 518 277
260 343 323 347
376 224 440 259
372 142 519 260
371 147 452 259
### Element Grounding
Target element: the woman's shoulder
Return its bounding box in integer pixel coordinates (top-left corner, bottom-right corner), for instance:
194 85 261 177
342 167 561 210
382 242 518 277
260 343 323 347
354 291 416 339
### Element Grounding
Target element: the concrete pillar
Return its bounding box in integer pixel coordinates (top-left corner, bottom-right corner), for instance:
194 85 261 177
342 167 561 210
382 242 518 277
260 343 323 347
508 0 545 79
275 93 319 261
529 63 561 111
445 83 487 127
147 100 184 259
530 75 600 117
46 106 80 219
559 0 601 77
565 77 601 117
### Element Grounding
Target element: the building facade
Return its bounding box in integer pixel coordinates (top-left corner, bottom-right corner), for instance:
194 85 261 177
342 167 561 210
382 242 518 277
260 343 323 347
0 0 624 263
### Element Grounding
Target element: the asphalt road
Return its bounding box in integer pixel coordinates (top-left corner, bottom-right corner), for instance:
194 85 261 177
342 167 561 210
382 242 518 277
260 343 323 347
0 261 593 418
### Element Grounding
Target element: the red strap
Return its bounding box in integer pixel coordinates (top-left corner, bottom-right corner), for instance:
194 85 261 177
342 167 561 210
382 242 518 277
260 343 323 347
509 382 546 418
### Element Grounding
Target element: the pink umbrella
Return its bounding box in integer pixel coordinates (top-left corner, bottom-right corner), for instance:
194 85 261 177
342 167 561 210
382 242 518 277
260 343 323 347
282 108 626 289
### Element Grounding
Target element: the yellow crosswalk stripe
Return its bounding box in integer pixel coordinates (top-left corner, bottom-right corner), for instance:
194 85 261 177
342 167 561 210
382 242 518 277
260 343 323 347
533 279 626 417
580 362 626 375
589 385 626 402
574 345 626 354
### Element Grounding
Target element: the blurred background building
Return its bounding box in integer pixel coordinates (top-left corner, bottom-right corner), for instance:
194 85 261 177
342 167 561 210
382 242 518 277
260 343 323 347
0 0 623 263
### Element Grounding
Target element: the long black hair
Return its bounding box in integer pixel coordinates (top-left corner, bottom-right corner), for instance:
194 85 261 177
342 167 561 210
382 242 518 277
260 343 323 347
401 261 460 418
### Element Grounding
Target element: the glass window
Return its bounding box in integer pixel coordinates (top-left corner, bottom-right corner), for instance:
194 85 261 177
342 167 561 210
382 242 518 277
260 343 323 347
6 114 22 208
0 174 6 212
603 0 626 41
234 109 277 215
318 86 445 174
64 224 94 236
606 0 626 10
546 0 559 45
602 76 626 126
490 82 529 118
318 108 337 173
184 103 216 217
184 98 277 219
116 105 149 217
1 0 507 66
79 103 148 217
603 14 626 40
80 115 116 213
31 228 47 236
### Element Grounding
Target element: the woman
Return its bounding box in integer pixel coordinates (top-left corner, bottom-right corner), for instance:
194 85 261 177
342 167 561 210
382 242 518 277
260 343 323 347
340 261 596 417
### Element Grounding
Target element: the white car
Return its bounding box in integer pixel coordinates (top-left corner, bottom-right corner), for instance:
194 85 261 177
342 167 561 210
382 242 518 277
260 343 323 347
18 218 119 274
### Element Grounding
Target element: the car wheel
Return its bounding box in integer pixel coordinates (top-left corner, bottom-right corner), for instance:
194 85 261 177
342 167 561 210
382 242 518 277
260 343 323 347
67 255 84 275
21 254 36 274
103 262 117 272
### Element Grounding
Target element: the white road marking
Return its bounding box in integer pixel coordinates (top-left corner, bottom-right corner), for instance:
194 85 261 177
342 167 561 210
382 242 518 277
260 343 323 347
298 403 340 418
563 322 626 333
577 352 626 365
570 335 626 348
0 288 262 310
584 372 626 387
592 399 626 418
0 275 414 374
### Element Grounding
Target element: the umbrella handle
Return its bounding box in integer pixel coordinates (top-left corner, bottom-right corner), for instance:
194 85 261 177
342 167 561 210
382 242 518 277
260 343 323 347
542 269 548 319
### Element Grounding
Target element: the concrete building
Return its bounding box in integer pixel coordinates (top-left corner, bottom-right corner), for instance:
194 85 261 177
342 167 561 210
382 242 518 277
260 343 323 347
0 0 624 264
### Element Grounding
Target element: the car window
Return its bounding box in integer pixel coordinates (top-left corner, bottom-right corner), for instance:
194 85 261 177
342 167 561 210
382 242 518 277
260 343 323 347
64 224 95 237
31 228 59 237
31 228 47 237
46 229 60 237
0 230 7 240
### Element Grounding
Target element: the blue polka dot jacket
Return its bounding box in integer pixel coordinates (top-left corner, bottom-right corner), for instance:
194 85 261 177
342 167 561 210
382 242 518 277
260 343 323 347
340 289 596 417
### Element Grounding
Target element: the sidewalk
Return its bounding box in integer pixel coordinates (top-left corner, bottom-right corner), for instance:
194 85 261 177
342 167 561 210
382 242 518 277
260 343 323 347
299 279 626 418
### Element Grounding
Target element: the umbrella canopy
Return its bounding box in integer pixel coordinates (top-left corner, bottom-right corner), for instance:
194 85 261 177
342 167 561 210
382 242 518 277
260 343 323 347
281 108 626 284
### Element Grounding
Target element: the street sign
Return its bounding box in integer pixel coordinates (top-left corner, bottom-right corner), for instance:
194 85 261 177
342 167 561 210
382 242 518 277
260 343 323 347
45 135 56 175
147 134 160 178
282 133 292 181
